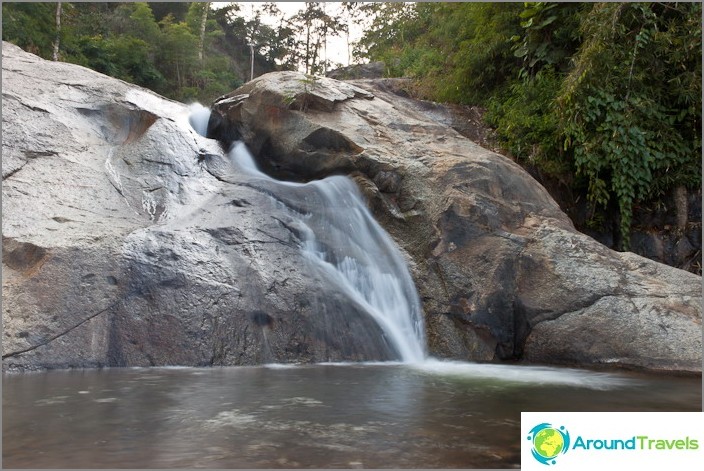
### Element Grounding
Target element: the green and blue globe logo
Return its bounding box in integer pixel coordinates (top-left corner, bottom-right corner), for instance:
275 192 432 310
527 423 571 465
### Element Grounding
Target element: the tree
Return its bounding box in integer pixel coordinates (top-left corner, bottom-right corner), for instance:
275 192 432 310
209 2 304 76
289 2 348 75
512 2 585 79
347 2 421 70
2 1 247 103
353 2 523 103
291 2 321 74
150 2 189 23
158 15 199 92
484 3 587 189
198 2 210 62
186 2 211 63
53 2 62 61
128 2 161 43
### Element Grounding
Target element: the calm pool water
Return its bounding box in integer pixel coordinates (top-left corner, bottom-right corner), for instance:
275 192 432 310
2 361 701 468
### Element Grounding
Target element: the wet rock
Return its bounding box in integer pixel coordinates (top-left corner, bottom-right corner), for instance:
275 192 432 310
212 71 702 374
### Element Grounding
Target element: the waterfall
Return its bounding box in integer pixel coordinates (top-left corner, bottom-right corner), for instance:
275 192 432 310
188 106 426 363
231 142 427 363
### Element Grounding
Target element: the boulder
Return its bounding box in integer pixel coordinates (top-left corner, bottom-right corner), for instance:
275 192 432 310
326 61 386 80
2 42 393 371
210 71 702 374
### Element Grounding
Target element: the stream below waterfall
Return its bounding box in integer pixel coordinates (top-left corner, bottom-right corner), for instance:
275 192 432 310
2 363 701 468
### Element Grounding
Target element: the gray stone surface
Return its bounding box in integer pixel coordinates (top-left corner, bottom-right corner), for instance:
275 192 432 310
326 61 386 80
2 42 391 371
211 70 702 374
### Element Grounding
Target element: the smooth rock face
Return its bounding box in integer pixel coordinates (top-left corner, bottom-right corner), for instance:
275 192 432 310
211 71 702 374
2 43 393 371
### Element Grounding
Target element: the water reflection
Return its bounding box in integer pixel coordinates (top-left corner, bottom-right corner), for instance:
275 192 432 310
3 363 701 468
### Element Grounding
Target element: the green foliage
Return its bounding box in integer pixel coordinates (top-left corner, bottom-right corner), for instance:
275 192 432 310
2 2 57 57
2 2 355 103
157 16 199 90
70 34 117 76
126 3 161 43
356 2 523 104
485 68 569 180
558 2 702 248
109 36 164 89
190 55 242 103
185 2 207 32
351 2 426 75
2 2 258 104
513 2 585 79
437 2 524 104
149 2 190 23
482 3 587 186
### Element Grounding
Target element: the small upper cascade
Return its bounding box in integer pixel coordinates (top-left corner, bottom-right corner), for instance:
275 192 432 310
188 103 212 138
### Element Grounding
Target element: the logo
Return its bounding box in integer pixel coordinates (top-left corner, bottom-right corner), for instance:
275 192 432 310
522 413 703 469
527 423 571 465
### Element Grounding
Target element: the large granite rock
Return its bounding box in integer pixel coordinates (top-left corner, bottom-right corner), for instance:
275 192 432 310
2 42 394 371
209 71 702 374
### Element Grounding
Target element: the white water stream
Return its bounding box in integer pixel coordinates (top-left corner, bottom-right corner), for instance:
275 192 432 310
190 104 425 363
230 141 427 363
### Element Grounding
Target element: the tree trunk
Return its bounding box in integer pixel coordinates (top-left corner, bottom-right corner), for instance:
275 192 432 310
322 3 327 75
674 185 689 229
53 2 62 61
305 11 311 74
313 37 321 75
198 2 210 62
176 62 181 90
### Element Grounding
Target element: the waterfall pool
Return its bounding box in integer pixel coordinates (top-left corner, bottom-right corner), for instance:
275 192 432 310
3 362 700 468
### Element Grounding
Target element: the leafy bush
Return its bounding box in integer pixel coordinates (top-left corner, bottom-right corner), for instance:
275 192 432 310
558 2 702 248
1 2 56 57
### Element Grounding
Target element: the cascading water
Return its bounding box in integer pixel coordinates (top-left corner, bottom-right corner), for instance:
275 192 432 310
190 107 426 363
188 103 212 138
231 142 427 363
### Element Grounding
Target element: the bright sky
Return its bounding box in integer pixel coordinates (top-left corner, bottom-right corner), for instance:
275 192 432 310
213 2 364 69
